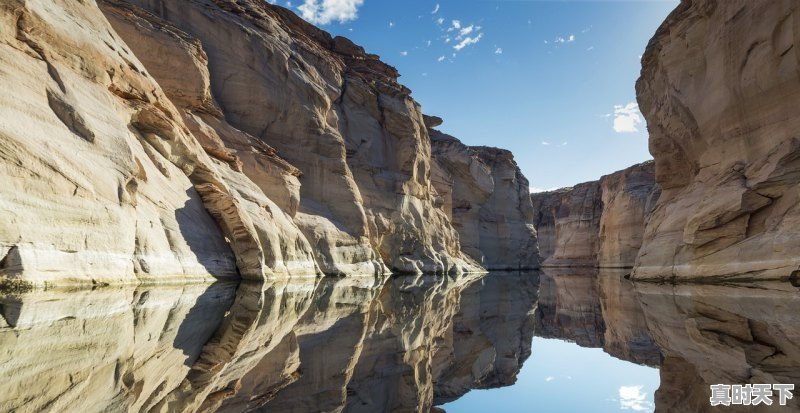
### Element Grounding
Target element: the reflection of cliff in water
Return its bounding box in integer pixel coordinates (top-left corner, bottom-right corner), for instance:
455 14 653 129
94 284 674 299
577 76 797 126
0 272 540 412
536 268 800 412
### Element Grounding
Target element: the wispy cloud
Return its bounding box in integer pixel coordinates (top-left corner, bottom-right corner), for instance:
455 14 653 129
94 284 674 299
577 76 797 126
495 47 503 54
388 21 394 28
541 141 550 146
436 17 444 25
437 55 446 62
611 102 643 133
545 376 555 382
453 33 483 51
297 0 364 25
400 51 408 56
431 3 440 14
554 34 576 44
619 385 654 412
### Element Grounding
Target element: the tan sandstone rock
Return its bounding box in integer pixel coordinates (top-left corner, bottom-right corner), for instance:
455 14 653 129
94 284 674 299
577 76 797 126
117 0 479 276
429 127 539 270
633 0 800 281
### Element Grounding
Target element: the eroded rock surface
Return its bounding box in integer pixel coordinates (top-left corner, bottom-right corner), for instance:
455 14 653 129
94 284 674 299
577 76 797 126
429 127 539 270
113 0 479 276
634 0 800 281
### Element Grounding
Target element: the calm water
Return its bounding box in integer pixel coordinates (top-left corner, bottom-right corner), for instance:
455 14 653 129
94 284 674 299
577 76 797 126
0 270 798 412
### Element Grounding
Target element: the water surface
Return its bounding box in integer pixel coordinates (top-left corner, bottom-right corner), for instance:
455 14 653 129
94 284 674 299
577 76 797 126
0 269 798 412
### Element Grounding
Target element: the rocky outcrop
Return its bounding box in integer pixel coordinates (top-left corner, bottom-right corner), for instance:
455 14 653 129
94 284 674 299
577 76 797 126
429 126 539 270
109 0 479 276
634 0 800 281
532 161 657 268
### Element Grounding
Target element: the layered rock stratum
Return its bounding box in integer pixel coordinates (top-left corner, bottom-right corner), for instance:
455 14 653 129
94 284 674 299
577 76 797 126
633 0 800 281
0 0 543 284
532 161 658 268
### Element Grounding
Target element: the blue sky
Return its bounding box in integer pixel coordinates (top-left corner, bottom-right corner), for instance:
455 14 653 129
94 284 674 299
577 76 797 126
282 0 679 190
442 337 660 412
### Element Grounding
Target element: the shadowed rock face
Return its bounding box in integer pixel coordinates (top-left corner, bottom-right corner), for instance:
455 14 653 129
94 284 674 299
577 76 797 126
0 273 540 412
429 128 539 271
634 0 800 281
531 162 658 268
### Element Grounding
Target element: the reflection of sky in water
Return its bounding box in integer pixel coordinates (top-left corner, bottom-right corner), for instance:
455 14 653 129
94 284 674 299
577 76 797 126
442 337 659 412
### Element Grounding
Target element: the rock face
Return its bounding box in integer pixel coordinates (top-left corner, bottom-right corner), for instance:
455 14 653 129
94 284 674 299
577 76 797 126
0 0 555 284
634 0 800 281
0 0 323 284
598 162 660 268
106 0 479 276
429 127 539 270
532 161 657 268
532 182 603 267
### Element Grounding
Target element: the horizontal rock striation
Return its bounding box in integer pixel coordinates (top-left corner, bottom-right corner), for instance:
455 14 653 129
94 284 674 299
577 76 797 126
634 0 800 281
429 124 539 271
532 161 657 268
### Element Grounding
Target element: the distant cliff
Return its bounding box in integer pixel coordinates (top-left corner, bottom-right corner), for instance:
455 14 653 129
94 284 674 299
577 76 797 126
0 0 539 284
532 161 658 268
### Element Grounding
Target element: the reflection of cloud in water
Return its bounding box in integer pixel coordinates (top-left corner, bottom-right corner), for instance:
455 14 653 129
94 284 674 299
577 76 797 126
619 385 654 412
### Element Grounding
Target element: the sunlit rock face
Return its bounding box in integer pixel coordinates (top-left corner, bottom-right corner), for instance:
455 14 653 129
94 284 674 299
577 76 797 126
0 283 237 412
598 161 659 268
635 282 800 412
634 0 800 281
114 0 479 276
531 162 657 269
429 127 539 270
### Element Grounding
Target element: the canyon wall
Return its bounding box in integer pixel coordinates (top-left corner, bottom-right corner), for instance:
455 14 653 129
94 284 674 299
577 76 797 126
634 0 800 281
428 123 539 271
0 0 544 284
532 161 657 268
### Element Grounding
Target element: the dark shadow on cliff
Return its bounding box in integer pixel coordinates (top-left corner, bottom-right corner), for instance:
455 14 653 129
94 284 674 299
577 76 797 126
175 187 239 279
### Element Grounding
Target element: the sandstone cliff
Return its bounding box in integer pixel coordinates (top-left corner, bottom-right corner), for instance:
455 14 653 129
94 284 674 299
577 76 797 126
105 0 479 276
634 0 800 281
429 124 539 271
0 0 554 284
532 161 657 268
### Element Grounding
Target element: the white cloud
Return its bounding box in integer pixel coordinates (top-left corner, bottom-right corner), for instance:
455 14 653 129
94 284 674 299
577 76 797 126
436 17 444 25
452 20 461 29
554 34 576 44
389 21 394 28
431 3 440 14
453 33 483 51
400 51 408 56
587 46 594 51
427 40 432 47
298 0 364 25
545 376 555 382
437 55 446 62
458 25 474 38
541 141 550 146
495 47 503 54
612 102 643 133
619 386 654 412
